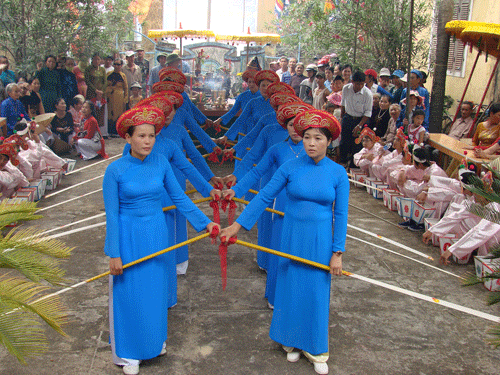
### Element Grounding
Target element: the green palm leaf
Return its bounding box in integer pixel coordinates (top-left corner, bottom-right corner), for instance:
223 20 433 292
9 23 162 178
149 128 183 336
0 201 41 230
0 276 68 363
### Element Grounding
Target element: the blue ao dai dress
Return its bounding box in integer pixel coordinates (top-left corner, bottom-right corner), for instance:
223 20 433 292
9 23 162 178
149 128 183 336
103 152 210 360
220 89 261 126
236 154 349 355
122 134 214 307
233 123 288 270
162 120 214 265
233 138 304 305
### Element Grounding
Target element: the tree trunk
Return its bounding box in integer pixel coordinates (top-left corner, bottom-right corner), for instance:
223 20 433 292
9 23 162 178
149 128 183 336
429 0 455 133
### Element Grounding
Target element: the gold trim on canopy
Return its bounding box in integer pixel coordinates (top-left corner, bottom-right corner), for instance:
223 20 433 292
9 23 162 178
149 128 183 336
445 21 500 58
215 32 281 45
148 29 215 39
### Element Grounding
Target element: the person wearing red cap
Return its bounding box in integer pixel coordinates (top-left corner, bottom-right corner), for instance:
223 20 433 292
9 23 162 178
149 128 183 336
364 68 393 100
104 105 219 375
220 110 348 375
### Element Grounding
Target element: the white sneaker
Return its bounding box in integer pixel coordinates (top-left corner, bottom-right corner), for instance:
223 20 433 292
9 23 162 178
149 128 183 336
122 364 139 375
313 362 328 374
286 351 300 363
159 342 167 356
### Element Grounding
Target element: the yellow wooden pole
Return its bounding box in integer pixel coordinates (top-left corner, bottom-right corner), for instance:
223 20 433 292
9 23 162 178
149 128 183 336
231 197 284 216
85 232 211 283
234 238 340 274
163 197 213 212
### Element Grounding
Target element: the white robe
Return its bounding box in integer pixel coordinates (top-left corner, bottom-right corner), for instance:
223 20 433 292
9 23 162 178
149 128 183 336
0 161 29 199
353 143 384 176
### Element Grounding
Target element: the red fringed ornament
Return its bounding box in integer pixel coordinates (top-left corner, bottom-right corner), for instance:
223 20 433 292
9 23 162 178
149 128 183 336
207 147 222 163
207 225 219 244
220 150 234 165
209 195 221 225
219 236 237 290
221 198 237 225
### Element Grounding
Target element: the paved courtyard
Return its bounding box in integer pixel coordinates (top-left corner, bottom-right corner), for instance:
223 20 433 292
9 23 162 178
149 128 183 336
1 138 500 375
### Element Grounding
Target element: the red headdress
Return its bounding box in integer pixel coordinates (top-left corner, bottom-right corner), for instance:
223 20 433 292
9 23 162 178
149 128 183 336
159 67 187 86
270 93 299 111
355 125 380 144
135 95 174 117
0 143 20 166
242 70 257 82
4 134 29 151
152 81 184 94
395 127 406 146
266 82 295 98
254 70 280 85
293 109 341 140
277 102 314 129
116 106 165 139
160 91 183 109
364 68 378 80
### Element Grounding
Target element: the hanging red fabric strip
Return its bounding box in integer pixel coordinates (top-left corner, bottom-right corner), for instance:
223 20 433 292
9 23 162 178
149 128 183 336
209 195 220 226
220 150 234 165
221 198 238 225
219 236 237 290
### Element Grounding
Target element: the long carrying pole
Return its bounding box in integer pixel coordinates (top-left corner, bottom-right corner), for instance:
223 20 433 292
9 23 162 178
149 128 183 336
451 50 481 125
468 57 500 137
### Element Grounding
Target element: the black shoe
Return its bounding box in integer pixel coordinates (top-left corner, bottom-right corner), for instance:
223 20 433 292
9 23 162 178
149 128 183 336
398 220 412 228
408 222 425 232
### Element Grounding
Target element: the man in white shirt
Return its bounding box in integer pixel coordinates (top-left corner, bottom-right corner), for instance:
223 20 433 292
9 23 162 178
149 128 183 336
339 70 373 167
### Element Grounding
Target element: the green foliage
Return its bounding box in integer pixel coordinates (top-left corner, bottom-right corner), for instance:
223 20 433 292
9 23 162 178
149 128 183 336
276 0 431 70
0 0 133 74
0 201 73 363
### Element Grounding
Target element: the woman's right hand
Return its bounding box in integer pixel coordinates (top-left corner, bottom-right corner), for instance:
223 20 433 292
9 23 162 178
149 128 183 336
216 135 228 145
219 222 242 242
222 174 237 188
109 257 123 275
223 189 236 201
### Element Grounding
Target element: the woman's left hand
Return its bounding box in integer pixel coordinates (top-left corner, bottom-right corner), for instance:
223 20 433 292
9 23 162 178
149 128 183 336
206 222 221 235
209 188 221 200
329 253 343 276
210 176 224 188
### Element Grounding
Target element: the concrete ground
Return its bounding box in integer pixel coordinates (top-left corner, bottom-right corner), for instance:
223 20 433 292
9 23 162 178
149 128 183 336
1 137 500 375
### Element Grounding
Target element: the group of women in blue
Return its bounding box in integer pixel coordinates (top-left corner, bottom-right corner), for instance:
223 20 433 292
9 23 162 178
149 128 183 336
103 67 349 375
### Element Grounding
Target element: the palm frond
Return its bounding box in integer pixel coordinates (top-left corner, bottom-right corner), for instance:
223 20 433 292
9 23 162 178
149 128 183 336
486 292 500 306
0 276 68 363
465 200 500 223
488 244 500 259
1 227 73 259
0 249 67 285
0 201 41 230
483 163 500 181
461 271 484 287
486 325 500 348
0 228 73 285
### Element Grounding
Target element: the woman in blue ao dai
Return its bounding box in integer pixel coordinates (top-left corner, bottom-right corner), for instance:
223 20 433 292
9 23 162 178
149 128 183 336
104 105 219 375
220 110 348 375
224 102 313 308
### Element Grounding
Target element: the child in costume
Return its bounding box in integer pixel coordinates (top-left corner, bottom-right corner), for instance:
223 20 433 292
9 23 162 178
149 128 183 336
10 120 66 180
353 125 384 176
370 127 410 183
0 142 29 199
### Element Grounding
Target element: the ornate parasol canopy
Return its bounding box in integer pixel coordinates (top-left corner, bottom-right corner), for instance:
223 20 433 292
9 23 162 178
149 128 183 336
215 30 281 45
445 21 500 58
147 25 215 55
215 27 281 65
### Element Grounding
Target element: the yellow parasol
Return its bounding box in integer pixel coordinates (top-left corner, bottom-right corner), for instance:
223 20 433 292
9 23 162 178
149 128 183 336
215 27 281 65
147 25 215 54
445 21 500 134
445 20 500 58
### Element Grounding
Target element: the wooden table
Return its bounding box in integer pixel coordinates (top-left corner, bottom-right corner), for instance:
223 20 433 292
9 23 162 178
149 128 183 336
428 133 490 175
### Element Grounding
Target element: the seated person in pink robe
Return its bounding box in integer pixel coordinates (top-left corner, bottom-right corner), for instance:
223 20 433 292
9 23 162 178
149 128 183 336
353 125 385 176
